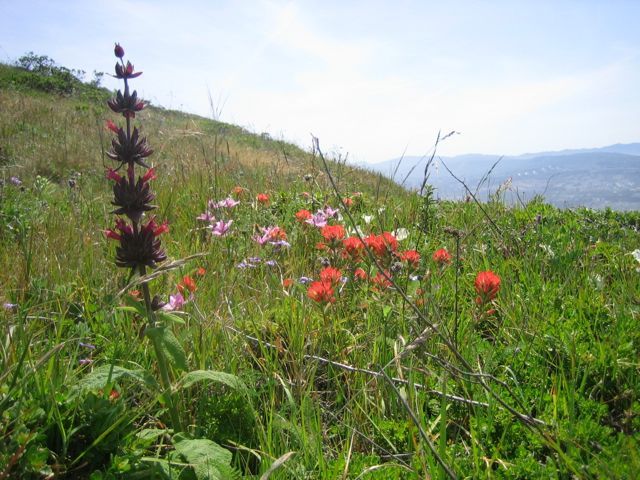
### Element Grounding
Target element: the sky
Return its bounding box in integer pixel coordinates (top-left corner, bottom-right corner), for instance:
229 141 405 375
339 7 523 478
2 0 639 164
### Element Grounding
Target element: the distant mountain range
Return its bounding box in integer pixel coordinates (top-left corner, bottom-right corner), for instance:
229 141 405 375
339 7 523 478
365 143 640 210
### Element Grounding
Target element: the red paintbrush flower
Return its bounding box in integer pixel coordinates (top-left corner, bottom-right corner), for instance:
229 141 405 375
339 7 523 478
399 249 421 268
474 270 501 304
307 281 335 304
319 266 342 285
432 248 452 265
321 224 345 244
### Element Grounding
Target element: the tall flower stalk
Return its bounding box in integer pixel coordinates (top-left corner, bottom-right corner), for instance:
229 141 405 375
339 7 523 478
104 43 182 432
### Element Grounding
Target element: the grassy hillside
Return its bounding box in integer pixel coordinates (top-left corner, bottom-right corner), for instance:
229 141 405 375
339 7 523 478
1 59 639 479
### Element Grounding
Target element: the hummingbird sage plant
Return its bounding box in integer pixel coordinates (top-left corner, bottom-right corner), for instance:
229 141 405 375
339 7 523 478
103 43 182 432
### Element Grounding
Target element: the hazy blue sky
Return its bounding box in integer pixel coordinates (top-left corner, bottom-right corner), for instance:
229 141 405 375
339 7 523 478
2 0 639 163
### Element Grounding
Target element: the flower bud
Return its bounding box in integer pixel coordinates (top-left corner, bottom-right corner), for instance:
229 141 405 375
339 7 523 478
114 43 125 58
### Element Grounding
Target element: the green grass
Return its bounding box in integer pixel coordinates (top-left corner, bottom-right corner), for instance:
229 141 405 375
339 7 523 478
1 62 639 479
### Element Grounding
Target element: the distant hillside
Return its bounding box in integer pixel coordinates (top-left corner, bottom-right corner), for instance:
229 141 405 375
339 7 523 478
0 58 403 198
370 144 640 210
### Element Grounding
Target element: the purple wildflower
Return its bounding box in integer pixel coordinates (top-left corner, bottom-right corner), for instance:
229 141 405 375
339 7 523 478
3 302 18 312
79 342 96 350
9 176 22 186
210 219 232 237
305 211 328 228
197 211 216 222
213 197 240 209
163 292 185 311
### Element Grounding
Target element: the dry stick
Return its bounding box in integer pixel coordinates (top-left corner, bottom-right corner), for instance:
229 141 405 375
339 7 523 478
438 158 504 239
381 369 458 480
474 157 503 198
312 137 549 431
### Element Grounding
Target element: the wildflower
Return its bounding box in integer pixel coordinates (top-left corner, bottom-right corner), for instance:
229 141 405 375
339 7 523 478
265 260 277 266
79 342 96 350
178 275 197 295
306 211 328 228
393 228 409 241
9 176 22 186
79 358 93 366
108 167 157 222
321 224 346 245
342 197 353 208
319 266 342 285
283 278 294 289
3 302 18 311
295 209 312 222
107 88 145 118
163 292 185 311
213 197 240 209
105 119 120 134
105 217 168 269
432 248 452 265
342 236 365 260
323 206 339 218
114 43 125 58
354 268 368 281
196 267 206 276
196 211 215 223
307 281 335 304
400 250 421 268
232 186 246 197
372 270 393 290
257 193 270 205
474 270 501 304
107 126 153 168
253 226 289 247
298 276 313 284
381 232 399 252
109 389 121 401
210 219 232 237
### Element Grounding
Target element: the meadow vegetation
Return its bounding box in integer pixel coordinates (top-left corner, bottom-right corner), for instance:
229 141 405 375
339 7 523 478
0 49 639 479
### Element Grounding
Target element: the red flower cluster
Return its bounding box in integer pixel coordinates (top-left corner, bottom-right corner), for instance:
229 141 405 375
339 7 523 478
307 281 336 304
295 209 312 222
399 249 421 268
342 236 365 260
257 193 270 205
474 270 501 304
307 267 343 304
320 225 346 249
432 248 452 265
364 232 398 257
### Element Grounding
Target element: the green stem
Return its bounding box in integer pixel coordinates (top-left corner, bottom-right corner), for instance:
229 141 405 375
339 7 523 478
140 266 183 433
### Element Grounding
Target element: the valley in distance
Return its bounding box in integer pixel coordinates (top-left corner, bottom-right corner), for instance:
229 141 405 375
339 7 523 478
367 142 640 211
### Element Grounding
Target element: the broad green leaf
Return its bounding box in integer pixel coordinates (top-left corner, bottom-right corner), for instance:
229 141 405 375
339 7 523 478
147 327 188 372
173 433 240 480
155 310 186 325
136 428 168 442
177 370 246 392
75 365 158 392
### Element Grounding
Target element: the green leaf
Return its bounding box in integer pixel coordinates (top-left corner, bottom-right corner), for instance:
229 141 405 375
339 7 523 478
147 327 188 372
173 433 240 480
74 365 158 393
155 310 186 325
177 370 246 392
